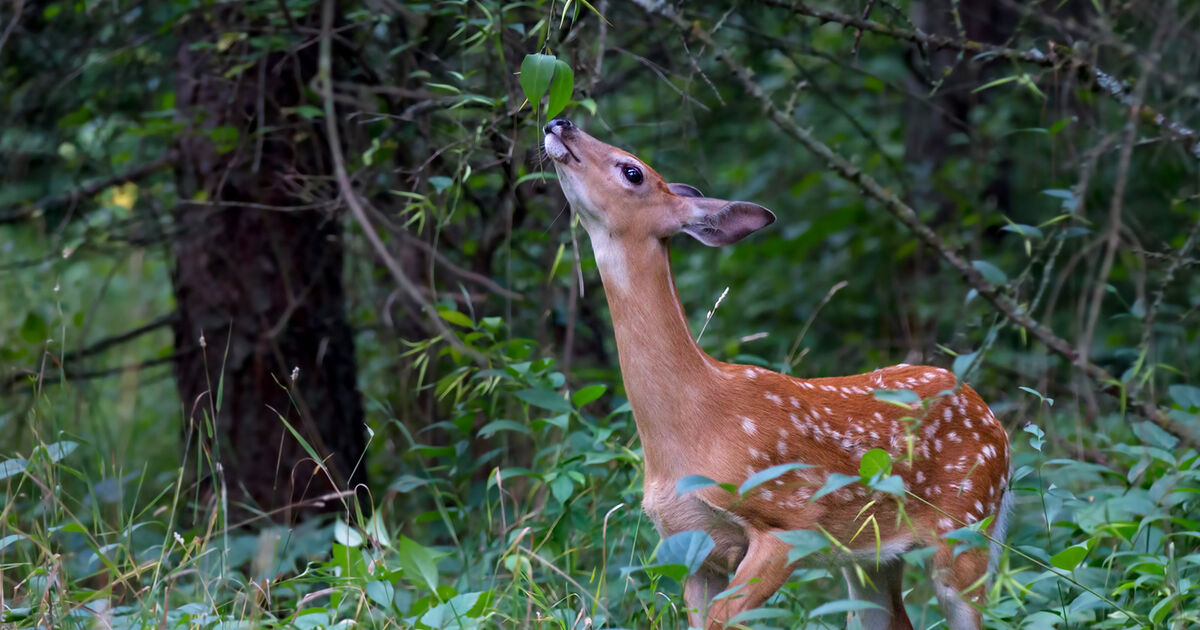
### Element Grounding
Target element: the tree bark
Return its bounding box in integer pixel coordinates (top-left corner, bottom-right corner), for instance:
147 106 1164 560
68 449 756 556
171 5 366 522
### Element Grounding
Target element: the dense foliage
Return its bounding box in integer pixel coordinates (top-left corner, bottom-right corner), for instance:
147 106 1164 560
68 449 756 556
2 0 1199 628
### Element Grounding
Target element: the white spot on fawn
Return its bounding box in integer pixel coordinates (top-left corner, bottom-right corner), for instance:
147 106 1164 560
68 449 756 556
765 392 783 405
745 368 758 379
741 416 757 435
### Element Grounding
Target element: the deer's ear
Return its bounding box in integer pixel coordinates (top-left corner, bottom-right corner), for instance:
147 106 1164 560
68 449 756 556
668 183 704 198
680 198 776 246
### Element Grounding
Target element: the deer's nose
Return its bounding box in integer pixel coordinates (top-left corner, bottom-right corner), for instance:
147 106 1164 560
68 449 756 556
543 119 574 134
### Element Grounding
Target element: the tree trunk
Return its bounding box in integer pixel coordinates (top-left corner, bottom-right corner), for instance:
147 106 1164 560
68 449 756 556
171 5 365 522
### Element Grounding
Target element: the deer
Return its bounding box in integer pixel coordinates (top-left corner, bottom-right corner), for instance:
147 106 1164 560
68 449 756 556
542 118 1012 630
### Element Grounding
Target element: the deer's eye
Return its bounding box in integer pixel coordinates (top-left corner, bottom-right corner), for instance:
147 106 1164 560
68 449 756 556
622 166 643 185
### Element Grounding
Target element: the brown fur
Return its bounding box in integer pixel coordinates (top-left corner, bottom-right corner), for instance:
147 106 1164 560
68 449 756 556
545 121 1010 629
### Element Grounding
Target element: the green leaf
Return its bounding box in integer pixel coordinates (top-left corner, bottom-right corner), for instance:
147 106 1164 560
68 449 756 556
41 441 79 463
871 389 920 407
365 580 395 610
858 449 892 479
729 608 791 623
870 474 906 496
1024 423 1045 452
0 534 27 552
293 105 323 120
740 462 814 495
546 59 574 119
428 176 453 193
365 511 391 548
571 384 606 407
519 53 557 108
548 475 574 503
514 387 572 413
774 529 829 563
971 74 1021 94
676 474 719 496
809 599 885 617
421 591 486 626
812 473 859 501
952 352 978 378
1132 421 1179 450
333 521 363 547
397 535 441 593
1049 542 1089 570
1000 223 1044 239
478 420 531 439
0 458 25 481
1168 384 1200 410
654 530 714 575
515 171 556 186
1018 386 1054 406
972 260 1007 285
438 310 474 328
1150 593 1182 625
20 312 47 344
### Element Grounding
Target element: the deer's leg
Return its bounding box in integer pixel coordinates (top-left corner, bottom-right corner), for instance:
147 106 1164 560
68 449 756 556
685 566 730 628
931 545 987 630
705 532 791 629
842 561 914 630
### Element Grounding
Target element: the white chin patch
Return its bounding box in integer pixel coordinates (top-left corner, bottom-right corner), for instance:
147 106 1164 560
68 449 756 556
544 134 570 162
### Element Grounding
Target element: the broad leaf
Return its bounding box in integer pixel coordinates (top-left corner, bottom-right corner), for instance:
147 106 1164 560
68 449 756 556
775 529 829 562
858 449 891 479
871 389 919 407
809 599 885 617
654 530 714 575
546 59 574 119
1049 542 1089 570
519 54 556 108
740 462 814 495
972 259 1007 285
571 384 606 407
812 473 859 501
397 535 441 593
514 387 572 413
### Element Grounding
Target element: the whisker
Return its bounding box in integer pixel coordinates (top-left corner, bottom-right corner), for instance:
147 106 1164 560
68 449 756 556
545 201 570 233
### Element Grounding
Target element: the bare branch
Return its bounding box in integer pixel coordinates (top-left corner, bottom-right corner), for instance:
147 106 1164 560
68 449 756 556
759 1 1200 160
0 152 177 225
318 0 486 366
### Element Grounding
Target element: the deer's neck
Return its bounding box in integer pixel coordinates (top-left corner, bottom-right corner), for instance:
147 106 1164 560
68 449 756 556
589 231 723 472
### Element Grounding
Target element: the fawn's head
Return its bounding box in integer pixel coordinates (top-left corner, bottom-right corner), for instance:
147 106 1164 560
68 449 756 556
543 119 775 247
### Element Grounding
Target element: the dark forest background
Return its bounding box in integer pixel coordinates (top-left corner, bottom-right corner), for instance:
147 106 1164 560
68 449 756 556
1 0 1199 628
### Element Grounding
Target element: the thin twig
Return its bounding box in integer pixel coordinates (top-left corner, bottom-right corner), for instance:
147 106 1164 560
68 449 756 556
390 227 523 300
0 152 176 224
0 0 23 56
318 0 485 366
759 0 1200 160
1130 215 1200 399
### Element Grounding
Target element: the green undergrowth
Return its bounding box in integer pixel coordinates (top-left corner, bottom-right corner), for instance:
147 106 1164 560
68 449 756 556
3 313 1200 629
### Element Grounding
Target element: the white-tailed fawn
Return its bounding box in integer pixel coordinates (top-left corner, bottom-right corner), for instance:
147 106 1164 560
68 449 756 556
543 118 1012 630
